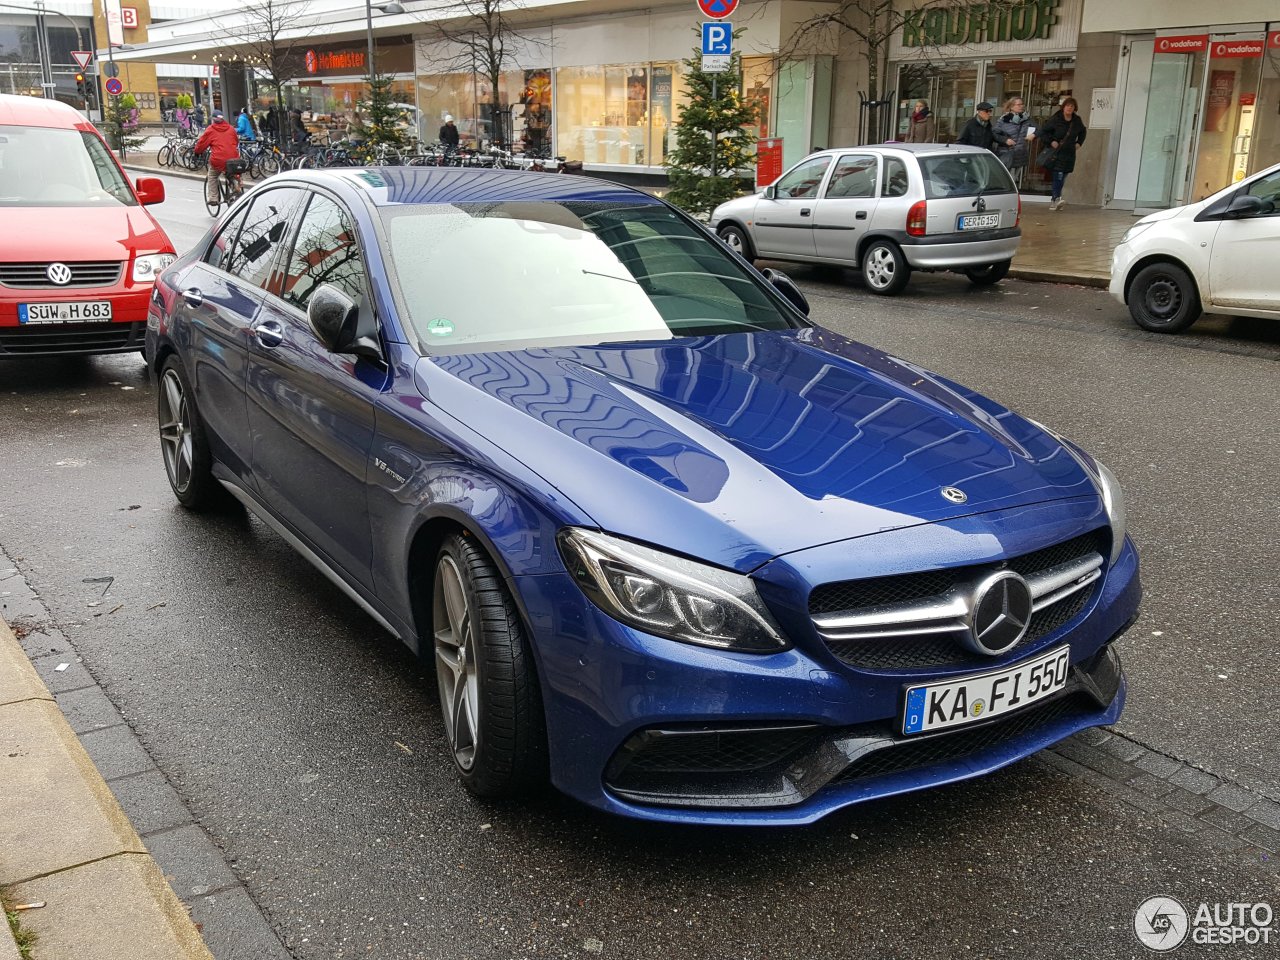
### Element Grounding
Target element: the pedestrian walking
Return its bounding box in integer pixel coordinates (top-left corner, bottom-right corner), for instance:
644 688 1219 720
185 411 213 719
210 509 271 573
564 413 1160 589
903 99 935 143
1038 97 1087 210
993 96 1035 184
236 107 257 141
193 103 205 130
439 114 460 150
956 101 995 152
264 104 280 143
288 109 310 148
193 111 240 204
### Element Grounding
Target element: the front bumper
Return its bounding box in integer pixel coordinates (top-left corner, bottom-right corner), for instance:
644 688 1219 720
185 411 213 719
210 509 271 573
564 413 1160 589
1109 243 1136 305
0 287 153 356
518 529 1141 826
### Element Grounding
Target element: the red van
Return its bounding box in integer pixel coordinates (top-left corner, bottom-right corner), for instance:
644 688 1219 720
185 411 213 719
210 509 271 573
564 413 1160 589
0 94 175 356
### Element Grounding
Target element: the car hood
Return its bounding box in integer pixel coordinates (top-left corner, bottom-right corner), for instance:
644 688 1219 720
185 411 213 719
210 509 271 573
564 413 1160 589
413 328 1097 572
0 204 171 262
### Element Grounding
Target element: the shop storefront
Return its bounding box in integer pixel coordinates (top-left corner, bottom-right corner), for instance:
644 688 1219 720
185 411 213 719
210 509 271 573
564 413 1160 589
1109 28 1280 208
268 36 416 134
890 0 1084 195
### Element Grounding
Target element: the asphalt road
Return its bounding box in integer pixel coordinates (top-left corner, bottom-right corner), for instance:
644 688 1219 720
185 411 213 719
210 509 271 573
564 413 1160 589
1 172 1277 958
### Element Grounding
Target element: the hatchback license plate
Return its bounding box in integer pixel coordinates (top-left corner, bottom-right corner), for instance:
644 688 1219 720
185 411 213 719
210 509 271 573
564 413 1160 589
18 301 113 324
901 645 1070 735
957 213 1000 230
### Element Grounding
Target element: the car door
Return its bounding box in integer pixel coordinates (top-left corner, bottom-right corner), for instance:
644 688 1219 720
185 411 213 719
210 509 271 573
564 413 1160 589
1208 169 1280 314
173 200 263 486
246 189 386 590
811 153 881 263
753 155 833 260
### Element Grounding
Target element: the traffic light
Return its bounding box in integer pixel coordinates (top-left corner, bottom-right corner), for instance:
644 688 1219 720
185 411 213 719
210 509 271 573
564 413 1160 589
75 73 86 100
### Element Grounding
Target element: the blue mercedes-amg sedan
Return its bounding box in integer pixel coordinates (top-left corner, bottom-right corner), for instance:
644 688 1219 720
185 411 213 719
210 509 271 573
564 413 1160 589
147 168 1140 825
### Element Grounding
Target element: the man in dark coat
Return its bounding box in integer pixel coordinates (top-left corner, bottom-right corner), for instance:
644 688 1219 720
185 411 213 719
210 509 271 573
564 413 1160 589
439 115 460 150
956 102 995 152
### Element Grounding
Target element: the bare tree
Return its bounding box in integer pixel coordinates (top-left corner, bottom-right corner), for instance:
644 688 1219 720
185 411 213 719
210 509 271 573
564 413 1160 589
219 0 316 144
418 0 545 147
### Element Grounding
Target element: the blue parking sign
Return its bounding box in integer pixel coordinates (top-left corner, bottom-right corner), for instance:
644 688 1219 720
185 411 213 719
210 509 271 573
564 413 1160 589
701 22 732 56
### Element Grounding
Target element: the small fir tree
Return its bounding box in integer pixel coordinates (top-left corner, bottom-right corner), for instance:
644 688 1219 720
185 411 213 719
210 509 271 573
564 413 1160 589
665 38 757 218
365 74 407 147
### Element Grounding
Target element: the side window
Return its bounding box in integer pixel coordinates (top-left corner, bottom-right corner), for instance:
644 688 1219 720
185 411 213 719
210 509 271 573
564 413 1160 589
280 194 367 309
824 154 878 199
1245 171 1280 215
882 156 910 197
225 187 306 288
773 156 832 200
204 206 250 271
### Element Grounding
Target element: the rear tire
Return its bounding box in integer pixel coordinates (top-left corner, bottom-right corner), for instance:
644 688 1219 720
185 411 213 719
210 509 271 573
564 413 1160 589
861 239 911 295
157 355 223 511
965 260 1011 286
432 533 547 798
718 224 755 262
1128 262 1201 333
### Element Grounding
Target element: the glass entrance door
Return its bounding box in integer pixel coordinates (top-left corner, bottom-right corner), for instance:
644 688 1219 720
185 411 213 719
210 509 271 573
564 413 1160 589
1134 50 1204 208
897 62 979 142
1189 36 1266 199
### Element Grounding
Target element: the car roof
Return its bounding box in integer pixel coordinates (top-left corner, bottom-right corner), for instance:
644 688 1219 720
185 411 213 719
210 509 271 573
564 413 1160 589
0 93 91 130
810 143 997 159
272 167 663 208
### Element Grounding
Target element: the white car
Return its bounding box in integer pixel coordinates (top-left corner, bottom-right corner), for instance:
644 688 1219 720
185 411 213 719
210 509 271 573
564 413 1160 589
1110 162 1280 333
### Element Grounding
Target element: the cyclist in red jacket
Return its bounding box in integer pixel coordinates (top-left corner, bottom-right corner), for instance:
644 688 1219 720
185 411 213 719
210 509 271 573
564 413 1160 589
194 111 241 205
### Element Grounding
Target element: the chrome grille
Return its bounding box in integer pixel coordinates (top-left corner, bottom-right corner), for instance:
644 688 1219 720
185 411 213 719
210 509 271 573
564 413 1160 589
0 261 124 289
811 530 1108 671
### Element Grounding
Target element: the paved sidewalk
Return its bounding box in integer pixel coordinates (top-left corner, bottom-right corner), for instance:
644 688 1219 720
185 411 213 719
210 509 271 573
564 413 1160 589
121 150 1135 288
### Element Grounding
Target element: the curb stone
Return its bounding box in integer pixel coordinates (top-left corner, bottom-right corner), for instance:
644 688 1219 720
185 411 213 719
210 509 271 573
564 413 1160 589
0 552 292 960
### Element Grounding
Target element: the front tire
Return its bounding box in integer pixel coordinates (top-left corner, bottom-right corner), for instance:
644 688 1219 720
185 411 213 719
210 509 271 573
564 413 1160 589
861 239 910 295
965 260 1011 286
718 224 755 262
432 534 547 798
1128 262 1202 333
157 355 223 510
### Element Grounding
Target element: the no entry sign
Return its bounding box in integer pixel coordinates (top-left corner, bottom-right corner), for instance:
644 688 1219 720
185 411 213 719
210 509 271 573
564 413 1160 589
698 0 737 20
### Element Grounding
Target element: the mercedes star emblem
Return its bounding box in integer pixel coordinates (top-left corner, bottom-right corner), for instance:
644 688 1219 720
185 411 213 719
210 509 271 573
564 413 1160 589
46 262 73 286
965 570 1034 656
941 486 968 504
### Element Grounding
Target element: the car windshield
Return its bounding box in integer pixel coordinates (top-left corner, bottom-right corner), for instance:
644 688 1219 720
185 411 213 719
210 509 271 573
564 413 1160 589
919 153 1016 199
379 200 802 355
0 124 136 207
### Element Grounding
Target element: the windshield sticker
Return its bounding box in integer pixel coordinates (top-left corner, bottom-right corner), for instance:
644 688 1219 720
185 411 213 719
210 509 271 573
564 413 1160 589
427 318 455 338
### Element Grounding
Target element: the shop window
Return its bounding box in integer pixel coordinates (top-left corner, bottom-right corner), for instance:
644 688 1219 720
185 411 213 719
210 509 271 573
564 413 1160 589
554 63 681 166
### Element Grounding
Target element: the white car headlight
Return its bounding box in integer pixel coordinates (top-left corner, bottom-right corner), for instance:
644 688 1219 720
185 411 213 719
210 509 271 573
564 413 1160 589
557 528 788 653
1120 222 1155 245
132 253 176 283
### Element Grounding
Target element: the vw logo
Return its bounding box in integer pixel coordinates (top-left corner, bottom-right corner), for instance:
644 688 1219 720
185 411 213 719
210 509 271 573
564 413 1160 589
964 570 1033 656
46 262 73 286
941 486 968 504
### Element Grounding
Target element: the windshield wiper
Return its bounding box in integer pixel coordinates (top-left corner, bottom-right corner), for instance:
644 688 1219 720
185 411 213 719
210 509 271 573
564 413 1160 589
582 269 638 285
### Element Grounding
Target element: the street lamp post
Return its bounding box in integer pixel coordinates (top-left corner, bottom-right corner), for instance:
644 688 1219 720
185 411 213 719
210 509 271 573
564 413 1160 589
364 0 403 102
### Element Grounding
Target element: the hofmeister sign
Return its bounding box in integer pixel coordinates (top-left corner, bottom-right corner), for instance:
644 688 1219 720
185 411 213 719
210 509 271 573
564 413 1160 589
901 0 1061 47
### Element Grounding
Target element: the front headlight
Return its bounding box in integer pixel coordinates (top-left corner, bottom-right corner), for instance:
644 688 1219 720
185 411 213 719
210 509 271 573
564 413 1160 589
1119 222 1155 245
132 253 176 283
1095 460 1127 566
557 528 788 653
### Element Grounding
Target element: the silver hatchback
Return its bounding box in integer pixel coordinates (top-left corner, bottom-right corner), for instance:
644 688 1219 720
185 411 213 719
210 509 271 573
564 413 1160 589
710 144 1021 295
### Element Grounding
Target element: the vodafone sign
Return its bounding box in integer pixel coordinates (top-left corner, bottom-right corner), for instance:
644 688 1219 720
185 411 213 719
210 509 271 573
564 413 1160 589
1210 39 1263 58
1270 31 1280 50
1154 34 1206 54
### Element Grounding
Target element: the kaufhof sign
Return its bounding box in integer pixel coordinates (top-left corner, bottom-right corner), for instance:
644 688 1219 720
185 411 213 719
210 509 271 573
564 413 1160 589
901 0 1061 47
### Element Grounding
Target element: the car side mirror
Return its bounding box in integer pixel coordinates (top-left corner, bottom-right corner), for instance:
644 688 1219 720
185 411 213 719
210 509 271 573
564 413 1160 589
763 184 777 200
1225 194 1264 218
135 177 165 205
762 268 810 316
307 284 383 362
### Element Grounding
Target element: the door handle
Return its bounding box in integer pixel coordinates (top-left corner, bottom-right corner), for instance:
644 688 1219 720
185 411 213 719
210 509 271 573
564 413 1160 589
856 211 868 220
252 319 285 348
182 287 204 308
800 208 812 217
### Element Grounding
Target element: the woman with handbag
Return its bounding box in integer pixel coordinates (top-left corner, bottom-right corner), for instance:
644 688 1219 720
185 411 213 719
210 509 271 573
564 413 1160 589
993 96 1034 184
1038 97 1087 210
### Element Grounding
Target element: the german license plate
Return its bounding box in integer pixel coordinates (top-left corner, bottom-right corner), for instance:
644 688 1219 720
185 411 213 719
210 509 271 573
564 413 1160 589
19 301 113 324
901 645 1070 735
958 213 1001 230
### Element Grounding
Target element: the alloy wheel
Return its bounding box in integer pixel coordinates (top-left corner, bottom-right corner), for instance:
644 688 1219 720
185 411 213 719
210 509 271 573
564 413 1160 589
722 230 743 254
158 368 193 493
865 247 896 289
433 554 480 770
